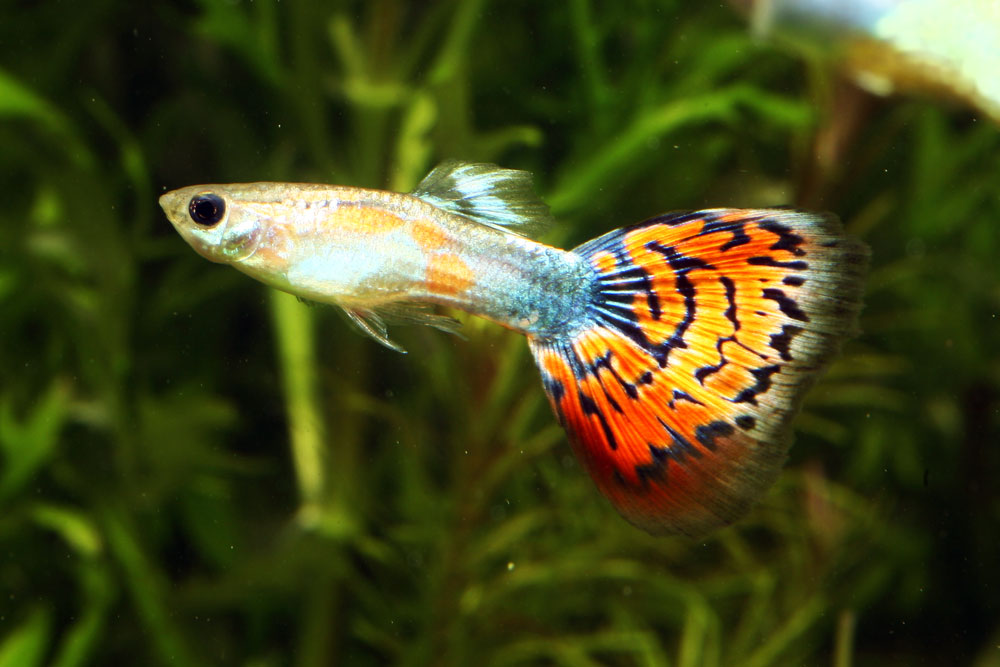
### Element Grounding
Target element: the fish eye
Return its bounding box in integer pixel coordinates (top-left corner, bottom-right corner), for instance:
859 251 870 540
188 193 226 226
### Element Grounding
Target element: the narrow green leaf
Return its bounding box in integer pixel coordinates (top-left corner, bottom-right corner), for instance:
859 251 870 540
0 381 69 501
0 608 51 667
31 504 103 558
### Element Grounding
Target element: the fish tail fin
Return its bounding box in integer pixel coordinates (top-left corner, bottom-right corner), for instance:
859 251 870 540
527 209 868 536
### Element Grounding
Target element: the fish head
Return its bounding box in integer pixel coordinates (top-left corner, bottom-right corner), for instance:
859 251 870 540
159 184 266 264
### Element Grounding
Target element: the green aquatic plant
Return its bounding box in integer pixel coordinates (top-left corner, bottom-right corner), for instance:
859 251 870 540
0 1 997 665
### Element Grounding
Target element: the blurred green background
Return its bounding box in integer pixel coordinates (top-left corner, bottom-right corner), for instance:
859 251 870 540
1 1 998 665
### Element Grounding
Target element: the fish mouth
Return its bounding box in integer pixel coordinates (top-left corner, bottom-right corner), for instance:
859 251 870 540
158 189 189 227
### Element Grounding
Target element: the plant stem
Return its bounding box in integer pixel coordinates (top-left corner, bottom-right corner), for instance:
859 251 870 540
270 291 326 510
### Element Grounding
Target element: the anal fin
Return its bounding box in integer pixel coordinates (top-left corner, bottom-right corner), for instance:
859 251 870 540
342 307 406 353
341 301 463 354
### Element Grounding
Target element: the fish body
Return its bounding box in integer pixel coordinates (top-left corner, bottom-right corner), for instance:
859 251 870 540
160 168 591 347
161 161 868 536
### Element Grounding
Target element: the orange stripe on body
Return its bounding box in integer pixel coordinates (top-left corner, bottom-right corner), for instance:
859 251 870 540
326 205 406 235
409 217 452 253
425 252 475 297
404 217 479 298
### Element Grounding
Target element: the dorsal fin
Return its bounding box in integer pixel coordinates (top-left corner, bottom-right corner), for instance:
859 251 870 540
411 160 553 237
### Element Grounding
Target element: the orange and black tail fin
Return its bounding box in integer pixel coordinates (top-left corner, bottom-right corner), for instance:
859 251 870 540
527 209 868 536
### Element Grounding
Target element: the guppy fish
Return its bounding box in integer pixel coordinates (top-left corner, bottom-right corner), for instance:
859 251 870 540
739 0 1000 122
160 161 868 536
